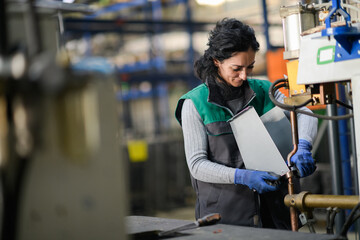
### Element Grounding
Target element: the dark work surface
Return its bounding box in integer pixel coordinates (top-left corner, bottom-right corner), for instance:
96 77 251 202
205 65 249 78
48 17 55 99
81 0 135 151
126 216 335 240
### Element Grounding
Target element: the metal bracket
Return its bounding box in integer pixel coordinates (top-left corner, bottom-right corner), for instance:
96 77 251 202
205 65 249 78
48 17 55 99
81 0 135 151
321 0 360 55
299 212 316 233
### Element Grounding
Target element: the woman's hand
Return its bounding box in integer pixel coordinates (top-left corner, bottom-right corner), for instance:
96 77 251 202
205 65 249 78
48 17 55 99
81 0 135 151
291 139 317 178
235 169 280 194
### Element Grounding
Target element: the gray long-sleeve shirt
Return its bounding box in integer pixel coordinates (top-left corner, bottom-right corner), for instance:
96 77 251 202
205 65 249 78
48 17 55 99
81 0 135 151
181 89 318 184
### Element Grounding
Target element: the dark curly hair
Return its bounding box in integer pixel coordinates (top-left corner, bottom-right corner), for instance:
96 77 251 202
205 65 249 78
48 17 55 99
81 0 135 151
194 18 259 82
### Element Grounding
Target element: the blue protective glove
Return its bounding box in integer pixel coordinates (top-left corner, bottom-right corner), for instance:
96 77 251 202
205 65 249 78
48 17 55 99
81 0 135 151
234 169 279 194
290 139 317 178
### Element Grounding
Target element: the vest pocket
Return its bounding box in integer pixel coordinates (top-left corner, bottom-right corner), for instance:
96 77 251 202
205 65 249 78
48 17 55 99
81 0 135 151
205 121 243 168
205 184 221 209
205 121 232 136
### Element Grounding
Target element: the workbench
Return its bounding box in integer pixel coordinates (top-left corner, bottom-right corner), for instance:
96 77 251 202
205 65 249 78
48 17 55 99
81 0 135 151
126 216 335 240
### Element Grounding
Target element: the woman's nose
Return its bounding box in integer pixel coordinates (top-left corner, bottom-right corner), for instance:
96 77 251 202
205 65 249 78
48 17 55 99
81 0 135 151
239 69 247 80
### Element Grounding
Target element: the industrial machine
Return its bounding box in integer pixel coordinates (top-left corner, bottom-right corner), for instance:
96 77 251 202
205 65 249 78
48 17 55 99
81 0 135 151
271 0 360 238
0 0 128 239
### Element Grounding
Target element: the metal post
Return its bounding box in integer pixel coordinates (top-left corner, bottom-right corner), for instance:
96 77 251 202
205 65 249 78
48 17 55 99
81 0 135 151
185 0 194 68
326 103 345 234
260 0 271 51
149 0 163 136
337 84 353 196
184 0 197 88
347 81 358 195
24 0 42 58
351 75 360 239
0 1 6 238
152 83 161 136
56 11 65 50
0 0 7 55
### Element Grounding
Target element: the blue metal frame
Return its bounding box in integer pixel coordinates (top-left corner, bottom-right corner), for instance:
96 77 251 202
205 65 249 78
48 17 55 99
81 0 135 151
335 39 360 62
63 18 213 34
85 0 148 19
324 0 351 29
261 0 271 50
321 0 360 57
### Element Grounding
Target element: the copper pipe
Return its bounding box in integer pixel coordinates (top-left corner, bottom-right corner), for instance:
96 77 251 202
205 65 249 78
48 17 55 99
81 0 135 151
287 111 299 166
286 171 298 231
284 191 359 211
287 111 299 231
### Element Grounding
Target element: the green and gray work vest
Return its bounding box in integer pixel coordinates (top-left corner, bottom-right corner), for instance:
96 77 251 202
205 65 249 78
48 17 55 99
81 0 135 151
175 78 292 229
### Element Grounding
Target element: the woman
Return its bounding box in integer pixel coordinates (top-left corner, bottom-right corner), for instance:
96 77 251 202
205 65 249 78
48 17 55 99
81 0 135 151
175 18 317 229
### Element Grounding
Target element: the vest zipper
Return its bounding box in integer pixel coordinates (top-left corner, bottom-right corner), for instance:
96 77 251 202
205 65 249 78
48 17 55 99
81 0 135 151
243 93 256 110
208 101 234 116
208 92 256 116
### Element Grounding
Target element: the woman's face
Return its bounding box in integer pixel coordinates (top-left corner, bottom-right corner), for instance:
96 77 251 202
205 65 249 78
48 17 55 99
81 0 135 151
214 49 256 87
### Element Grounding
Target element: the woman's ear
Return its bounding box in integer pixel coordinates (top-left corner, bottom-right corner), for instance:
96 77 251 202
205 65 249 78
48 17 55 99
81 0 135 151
213 59 220 67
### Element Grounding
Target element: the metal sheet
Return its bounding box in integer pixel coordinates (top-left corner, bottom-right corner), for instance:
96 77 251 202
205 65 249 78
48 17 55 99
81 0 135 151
260 106 293 162
229 106 290 176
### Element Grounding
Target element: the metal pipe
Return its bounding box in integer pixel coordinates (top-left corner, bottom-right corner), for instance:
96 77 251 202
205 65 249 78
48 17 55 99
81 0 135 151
288 111 299 165
287 111 299 231
286 171 298 231
336 84 356 233
284 191 359 210
347 81 358 195
327 103 346 233
351 75 360 240
346 81 360 239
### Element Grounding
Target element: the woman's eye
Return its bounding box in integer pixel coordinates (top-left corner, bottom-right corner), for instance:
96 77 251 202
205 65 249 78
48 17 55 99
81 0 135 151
247 65 254 69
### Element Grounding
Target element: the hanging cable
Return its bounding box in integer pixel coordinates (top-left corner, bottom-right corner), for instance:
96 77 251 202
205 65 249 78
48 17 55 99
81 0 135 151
326 207 339 234
269 78 354 120
295 109 353 120
269 78 315 111
326 208 334 234
336 99 353 110
337 202 360 239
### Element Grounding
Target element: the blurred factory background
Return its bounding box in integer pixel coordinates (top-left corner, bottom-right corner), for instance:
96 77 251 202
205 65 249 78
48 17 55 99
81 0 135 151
59 0 304 216
2 0 360 239
56 0 305 215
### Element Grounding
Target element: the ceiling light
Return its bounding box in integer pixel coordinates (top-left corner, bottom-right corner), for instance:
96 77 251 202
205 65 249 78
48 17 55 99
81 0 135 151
195 0 225 6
